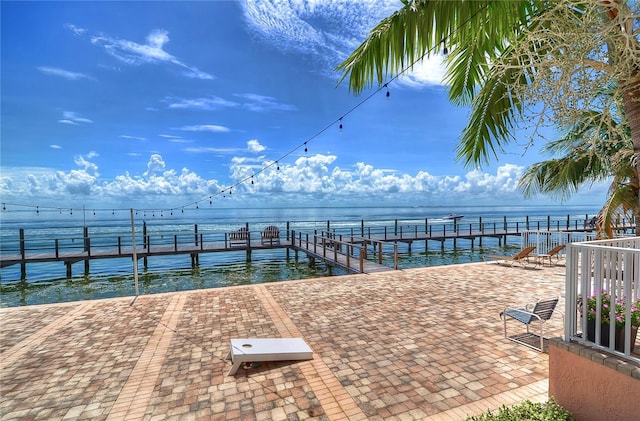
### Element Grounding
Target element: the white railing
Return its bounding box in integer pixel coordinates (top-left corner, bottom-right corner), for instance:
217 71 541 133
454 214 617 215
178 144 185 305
565 237 640 363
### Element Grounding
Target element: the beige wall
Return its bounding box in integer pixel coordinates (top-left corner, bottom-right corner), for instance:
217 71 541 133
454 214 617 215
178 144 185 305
549 344 640 421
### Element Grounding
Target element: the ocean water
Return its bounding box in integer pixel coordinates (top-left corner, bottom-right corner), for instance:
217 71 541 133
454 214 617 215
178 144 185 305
0 204 601 307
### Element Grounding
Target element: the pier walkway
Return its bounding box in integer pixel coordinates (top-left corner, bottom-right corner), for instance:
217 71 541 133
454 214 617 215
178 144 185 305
1 215 634 279
0 262 567 420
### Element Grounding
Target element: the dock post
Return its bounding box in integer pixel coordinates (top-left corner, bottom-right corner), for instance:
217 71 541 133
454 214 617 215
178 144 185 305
65 261 72 278
19 228 26 278
394 219 398 235
194 224 199 246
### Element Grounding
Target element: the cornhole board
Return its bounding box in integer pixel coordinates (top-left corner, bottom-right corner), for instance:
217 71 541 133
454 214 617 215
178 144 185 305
225 338 313 376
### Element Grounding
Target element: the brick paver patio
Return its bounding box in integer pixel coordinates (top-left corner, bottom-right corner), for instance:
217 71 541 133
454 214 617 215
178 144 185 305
0 261 567 420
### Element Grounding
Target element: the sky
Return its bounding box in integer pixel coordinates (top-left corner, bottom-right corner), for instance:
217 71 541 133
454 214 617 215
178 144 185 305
0 0 608 213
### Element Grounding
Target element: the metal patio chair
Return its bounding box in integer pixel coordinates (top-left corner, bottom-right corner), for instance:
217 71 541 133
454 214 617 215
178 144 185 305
500 296 560 352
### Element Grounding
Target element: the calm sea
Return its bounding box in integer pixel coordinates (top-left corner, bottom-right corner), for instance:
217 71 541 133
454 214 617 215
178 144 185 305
0 204 600 307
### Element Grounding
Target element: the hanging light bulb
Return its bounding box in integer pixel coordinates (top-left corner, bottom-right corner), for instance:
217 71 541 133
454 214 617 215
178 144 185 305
384 84 390 99
442 39 448 55
2 203 6 211
251 176 254 185
93 209 96 216
339 118 343 132
36 206 39 214
70 208 73 215
276 161 280 170
304 142 308 153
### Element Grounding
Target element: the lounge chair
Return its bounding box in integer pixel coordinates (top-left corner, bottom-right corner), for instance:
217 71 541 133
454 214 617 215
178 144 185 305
484 245 537 268
500 296 560 352
261 225 280 246
532 244 566 266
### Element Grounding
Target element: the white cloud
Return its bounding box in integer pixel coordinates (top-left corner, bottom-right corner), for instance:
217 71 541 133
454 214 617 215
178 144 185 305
0 152 607 208
86 28 214 80
58 111 93 125
183 147 240 154
37 66 93 81
64 23 87 37
234 93 297 112
247 139 266 153
50 145 62 149
178 124 230 133
241 0 447 88
120 135 147 141
164 96 239 111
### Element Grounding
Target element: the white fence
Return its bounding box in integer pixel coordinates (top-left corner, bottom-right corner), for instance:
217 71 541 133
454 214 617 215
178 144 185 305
565 237 640 363
522 230 597 255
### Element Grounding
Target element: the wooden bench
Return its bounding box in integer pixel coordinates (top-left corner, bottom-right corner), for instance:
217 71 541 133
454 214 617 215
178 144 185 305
261 225 280 245
225 338 313 376
229 227 249 247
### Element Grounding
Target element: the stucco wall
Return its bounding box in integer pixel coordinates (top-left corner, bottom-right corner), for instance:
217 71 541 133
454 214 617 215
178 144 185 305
549 340 640 421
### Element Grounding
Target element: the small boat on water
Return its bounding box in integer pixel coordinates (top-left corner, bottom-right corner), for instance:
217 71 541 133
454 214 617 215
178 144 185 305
443 213 464 220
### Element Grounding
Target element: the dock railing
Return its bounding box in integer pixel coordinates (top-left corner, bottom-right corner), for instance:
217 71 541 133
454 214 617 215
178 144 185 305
565 237 640 363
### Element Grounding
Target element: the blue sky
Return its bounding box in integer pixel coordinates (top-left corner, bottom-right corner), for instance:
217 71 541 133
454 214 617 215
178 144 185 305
0 0 607 212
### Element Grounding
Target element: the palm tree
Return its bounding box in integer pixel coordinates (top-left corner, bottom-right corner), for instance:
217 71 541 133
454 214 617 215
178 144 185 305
519 105 637 237
336 0 640 230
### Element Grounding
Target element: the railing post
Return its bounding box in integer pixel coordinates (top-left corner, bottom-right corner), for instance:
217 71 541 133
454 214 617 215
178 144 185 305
143 221 147 250
359 247 364 273
174 235 178 251
84 226 90 255
55 239 59 258
195 224 199 246
200 234 204 250
118 237 122 255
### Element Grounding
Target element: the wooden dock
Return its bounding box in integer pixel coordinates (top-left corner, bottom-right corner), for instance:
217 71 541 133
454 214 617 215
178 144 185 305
1 215 634 279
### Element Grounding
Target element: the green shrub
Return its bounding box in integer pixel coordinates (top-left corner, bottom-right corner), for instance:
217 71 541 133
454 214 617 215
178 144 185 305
466 398 573 421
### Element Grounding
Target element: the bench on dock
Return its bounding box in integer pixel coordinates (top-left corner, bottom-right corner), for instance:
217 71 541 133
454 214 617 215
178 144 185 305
229 227 249 247
261 226 280 246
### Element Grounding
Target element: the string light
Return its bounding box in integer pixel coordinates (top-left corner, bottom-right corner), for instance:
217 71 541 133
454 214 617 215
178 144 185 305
339 118 343 132
384 83 390 98
2 203 6 211
36 206 39 214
